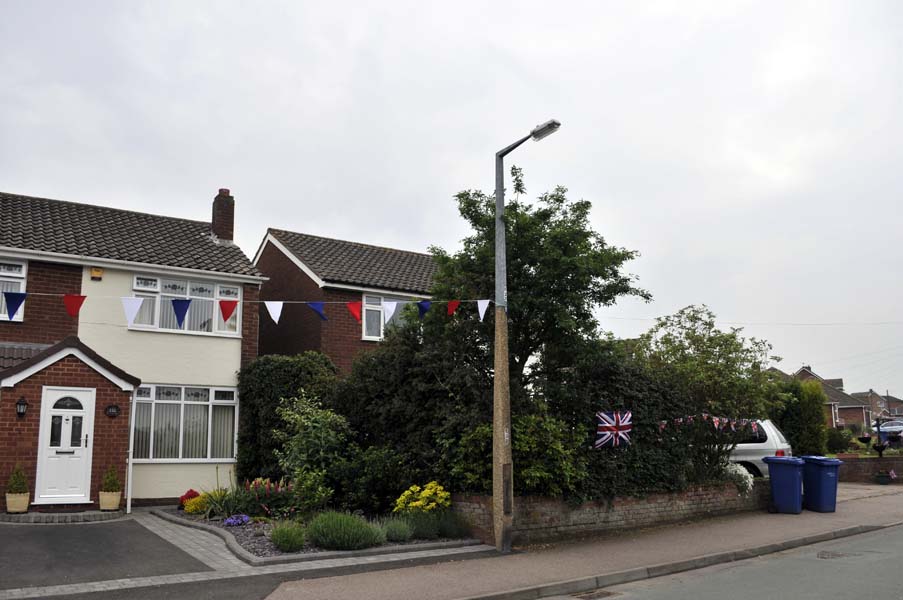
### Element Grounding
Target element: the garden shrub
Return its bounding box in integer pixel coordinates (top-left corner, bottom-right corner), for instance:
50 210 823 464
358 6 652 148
404 512 440 540
379 516 413 543
270 521 306 552
306 511 385 550
183 494 208 515
826 428 852 454
332 445 415 515
724 462 754 496
101 466 121 493
771 380 828 456
393 481 451 514
436 511 470 538
179 489 200 508
237 353 338 481
6 463 27 494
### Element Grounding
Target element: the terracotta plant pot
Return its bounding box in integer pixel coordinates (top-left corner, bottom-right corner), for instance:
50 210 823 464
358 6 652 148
99 491 121 511
5 492 29 514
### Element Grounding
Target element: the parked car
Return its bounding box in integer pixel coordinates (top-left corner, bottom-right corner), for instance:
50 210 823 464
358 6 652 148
872 420 903 434
730 419 792 477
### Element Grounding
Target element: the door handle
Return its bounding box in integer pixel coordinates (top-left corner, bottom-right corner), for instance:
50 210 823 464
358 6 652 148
55 450 75 455
85 434 89 448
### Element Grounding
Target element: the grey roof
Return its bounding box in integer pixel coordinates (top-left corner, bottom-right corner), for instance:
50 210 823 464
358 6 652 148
0 192 261 277
824 378 844 390
0 342 50 369
268 229 437 294
0 336 140 387
795 367 869 407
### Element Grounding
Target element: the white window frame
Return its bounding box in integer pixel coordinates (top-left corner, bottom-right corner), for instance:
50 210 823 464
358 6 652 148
129 274 242 338
0 258 27 322
361 294 384 341
132 383 239 463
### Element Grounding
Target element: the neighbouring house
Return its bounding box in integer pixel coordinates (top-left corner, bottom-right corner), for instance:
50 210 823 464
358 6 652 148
884 394 903 417
794 366 871 430
253 228 436 372
851 389 891 421
0 189 263 511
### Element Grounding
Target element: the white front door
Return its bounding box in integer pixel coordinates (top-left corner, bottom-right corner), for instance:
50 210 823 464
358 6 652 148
35 387 95 504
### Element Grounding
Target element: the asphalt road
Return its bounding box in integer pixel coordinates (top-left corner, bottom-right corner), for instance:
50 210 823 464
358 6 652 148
604 524 903 600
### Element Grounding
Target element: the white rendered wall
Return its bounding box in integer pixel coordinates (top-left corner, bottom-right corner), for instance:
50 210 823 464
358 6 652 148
131 463 236 498
77 268 242 386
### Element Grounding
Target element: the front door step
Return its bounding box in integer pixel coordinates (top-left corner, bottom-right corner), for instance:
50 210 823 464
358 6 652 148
0 510 122 524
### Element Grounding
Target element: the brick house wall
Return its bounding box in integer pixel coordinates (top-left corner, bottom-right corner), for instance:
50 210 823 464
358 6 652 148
257 242 324 357
240 283 260 368
1 261 81 344
256 241 379 372
838 406 868 429
452 482 769 545
0 355 132 511
320 288 378 373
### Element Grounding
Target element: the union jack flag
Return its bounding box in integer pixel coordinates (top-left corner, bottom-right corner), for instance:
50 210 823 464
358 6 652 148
595 411 632 448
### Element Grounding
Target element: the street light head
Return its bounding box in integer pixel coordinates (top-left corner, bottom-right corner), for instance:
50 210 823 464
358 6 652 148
531 119 561 141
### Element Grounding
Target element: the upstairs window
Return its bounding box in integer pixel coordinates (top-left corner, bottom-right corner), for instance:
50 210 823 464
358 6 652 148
131 275 240 336
0 259 26 322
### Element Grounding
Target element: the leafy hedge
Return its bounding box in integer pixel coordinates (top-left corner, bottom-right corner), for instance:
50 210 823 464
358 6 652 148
237 353 338 480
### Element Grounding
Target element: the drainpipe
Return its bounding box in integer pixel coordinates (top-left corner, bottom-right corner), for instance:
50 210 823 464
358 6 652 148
126 390 136 514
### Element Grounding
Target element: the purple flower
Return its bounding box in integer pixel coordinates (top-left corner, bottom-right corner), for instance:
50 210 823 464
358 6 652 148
223 514 250 527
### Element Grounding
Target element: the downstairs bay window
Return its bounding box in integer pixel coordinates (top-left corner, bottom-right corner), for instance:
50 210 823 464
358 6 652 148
132 384 238 461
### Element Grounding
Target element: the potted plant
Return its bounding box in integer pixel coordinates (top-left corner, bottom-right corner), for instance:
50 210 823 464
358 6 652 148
5 463 29 513
99 466 122 511
875 469 897 485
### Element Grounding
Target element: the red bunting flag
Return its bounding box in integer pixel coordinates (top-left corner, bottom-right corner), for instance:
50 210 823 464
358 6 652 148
447 300 461 316
346 301 362 323
219 300 239 322
63 294 86 318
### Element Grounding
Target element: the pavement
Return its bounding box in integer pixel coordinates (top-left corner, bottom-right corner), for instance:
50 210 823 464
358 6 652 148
0 483 900 600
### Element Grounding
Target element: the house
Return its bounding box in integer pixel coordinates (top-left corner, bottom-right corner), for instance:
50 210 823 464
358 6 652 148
253 229 436 372
884 394 903 417
0 189 263 511
851 389 890 421
794 366 871 430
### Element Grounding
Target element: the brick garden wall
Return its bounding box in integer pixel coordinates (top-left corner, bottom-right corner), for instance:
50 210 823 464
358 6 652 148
0 261 81 344
838 457 903 484
453 482 770 545
0 355 132 511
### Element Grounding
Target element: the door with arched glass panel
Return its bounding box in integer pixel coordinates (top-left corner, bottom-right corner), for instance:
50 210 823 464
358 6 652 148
35 387 95 504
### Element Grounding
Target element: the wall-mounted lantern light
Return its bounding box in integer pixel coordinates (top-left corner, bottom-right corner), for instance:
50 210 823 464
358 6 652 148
15 397 28 418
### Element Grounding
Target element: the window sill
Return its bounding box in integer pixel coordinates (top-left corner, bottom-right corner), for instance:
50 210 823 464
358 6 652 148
130 458 237 464
127 326 241 340
361 336 383 342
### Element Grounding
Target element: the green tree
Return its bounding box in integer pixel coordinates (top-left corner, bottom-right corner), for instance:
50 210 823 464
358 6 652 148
634 305 778 481
771 379 827 455
429 167 650 390
237 353 338 480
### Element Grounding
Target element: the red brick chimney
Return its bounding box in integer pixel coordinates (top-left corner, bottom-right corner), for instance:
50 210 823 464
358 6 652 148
212 188 234 241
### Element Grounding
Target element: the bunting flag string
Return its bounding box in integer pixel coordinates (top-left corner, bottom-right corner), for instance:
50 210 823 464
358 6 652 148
219 299 239 322
121 297 144 326
307 301 327 321
447 300 460 316
346 301 362 323
657 415 756 434
417 301 431 320
477 299 490 322
383 301 398 323
3 292 26 320
171 299 192 328
63 294 87 318
264 301 283 324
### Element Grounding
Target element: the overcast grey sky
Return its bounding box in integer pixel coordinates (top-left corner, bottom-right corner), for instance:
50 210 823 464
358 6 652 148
2 1 902 398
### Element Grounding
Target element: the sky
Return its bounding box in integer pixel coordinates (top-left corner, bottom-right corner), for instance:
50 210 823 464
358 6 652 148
2 1 902 397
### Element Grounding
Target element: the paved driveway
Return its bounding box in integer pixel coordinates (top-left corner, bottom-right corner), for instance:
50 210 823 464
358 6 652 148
0 519 210 590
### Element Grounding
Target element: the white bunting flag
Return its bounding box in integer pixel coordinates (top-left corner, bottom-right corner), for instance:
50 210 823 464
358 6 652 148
121 297 144 326
383 301 398 324
477 299 490 322
265 301 284 324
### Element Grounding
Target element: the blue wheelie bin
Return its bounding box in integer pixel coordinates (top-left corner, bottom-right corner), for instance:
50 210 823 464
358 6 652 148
762 456 804 514
801 456 843 512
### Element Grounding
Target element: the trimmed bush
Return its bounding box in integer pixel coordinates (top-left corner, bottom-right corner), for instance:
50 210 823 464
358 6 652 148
101 466 121 493
827 428 852 454
379 517 413 543
270 520 306 552
183 495 208 515
437 511 470 538
306 511 385 550
404 512 440 540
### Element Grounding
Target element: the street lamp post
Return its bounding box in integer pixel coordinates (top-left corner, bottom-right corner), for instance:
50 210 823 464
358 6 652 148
493 119 561 553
